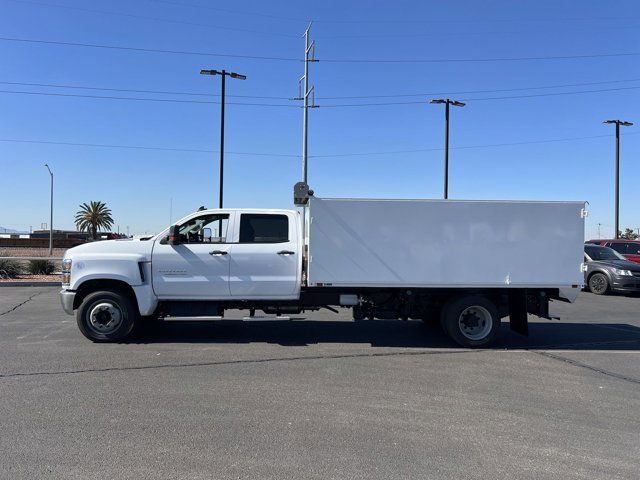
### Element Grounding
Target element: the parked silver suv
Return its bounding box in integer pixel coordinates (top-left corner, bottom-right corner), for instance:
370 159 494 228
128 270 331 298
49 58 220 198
584 244 640 295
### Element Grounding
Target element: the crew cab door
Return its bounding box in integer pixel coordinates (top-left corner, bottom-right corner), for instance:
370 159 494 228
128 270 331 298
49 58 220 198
229 213 300 298
151 213 234 299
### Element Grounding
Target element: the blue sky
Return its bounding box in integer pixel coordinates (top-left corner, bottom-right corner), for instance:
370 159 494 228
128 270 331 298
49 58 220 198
0 0 638 237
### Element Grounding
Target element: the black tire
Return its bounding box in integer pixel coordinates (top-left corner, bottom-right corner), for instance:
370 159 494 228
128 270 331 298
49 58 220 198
76 290 138 342
588 273 610 295
440 295 500 348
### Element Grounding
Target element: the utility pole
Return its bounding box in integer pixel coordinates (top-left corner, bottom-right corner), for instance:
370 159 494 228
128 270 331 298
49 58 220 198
292 22 318 242
603 119 633 239
44 164 53 255
430 99 465 199
200 69 247 208
597 223 602 239
296 22 318 185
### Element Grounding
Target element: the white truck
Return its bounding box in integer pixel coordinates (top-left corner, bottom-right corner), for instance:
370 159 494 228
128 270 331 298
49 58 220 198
59 185 586 347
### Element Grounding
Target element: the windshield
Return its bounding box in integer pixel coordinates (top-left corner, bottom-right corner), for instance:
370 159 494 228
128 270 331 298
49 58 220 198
585 245 626 261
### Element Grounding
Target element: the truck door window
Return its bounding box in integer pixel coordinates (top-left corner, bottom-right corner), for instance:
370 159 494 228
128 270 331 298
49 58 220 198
178 214 229 244
239 214 288 243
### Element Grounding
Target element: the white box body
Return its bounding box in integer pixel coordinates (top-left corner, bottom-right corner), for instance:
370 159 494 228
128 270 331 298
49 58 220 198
307 197 585 291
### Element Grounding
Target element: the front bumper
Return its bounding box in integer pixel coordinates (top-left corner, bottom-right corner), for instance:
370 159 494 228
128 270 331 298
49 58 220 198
611 276 640 292
60 289 76 315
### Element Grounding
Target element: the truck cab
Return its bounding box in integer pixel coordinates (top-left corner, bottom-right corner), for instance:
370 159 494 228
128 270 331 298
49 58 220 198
151 209 302 300
60 208 303 342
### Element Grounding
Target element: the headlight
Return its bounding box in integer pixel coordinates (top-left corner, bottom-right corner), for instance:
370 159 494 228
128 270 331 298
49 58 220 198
62 258 72 286
62 258 72 271
613 268 632 276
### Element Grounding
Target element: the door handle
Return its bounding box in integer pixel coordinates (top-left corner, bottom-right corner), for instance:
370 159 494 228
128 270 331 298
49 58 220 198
277 250 295 255
209 250 228 256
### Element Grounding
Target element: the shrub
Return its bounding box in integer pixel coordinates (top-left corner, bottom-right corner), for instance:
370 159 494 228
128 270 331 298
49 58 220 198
26 259 55 275
0 259 22 278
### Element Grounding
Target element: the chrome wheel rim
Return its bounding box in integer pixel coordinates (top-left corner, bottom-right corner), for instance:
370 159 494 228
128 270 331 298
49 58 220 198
590 275 607 294
88 302 123 334
458 306 493 341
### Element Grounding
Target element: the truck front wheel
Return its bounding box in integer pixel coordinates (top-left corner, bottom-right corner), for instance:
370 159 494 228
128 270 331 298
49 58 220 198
441 296 500 347
76 290 138 342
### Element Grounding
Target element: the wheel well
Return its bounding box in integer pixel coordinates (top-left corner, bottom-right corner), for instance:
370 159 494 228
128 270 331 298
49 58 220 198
586 270 608 284
73 279 137 310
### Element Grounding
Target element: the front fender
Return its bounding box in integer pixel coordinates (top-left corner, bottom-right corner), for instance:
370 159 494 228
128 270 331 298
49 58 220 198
68 254 145 291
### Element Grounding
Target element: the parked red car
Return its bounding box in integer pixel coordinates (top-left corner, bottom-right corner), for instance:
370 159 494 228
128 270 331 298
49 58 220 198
586 239 640 264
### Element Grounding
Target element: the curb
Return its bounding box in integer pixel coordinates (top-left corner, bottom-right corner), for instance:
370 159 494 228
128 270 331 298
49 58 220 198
0 282 61 287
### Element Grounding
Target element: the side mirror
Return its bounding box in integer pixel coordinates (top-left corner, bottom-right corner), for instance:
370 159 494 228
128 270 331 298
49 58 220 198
167 225 181 245
203 227 212 242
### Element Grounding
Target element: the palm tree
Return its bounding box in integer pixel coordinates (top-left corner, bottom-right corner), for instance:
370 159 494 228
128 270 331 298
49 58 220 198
75 201 114 240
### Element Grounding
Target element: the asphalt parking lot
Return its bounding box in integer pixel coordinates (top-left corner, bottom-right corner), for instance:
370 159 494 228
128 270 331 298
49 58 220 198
1 287 639 480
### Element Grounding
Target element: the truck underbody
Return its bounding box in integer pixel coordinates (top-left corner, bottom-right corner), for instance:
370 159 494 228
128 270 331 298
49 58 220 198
154 286 558 338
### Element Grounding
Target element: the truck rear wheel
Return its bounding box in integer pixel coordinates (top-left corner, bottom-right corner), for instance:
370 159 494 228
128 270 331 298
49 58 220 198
76 290 138 342
441 296 500 347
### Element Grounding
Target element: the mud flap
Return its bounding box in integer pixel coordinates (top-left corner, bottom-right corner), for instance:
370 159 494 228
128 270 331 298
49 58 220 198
508 289 528 336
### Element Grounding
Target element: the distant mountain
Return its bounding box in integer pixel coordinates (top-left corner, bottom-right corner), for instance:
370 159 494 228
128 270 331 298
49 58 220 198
0 227 18 233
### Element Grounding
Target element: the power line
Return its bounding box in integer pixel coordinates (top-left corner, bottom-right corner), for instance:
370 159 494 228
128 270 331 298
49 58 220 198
318 86 640 107
1 132 637 158
313 133 640 157
4 0 298 38
142 0 304 22
320 52 640 64
142 0 640 25
464 86 640 101
2 36 639 64
313 17 640 25
315 78 640 99
0 81 293 100
0 89 299 107
0 138 299 156
2 84 638 107
315 23 640 39
3 77 639 101
0 36 301 62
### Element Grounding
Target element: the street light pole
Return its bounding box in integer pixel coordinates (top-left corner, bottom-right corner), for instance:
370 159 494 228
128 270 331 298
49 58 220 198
430 99 465 199
219 70 226 209
44 163 53 255
444 101 450 199
603 119 633 239
200 69 246 209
